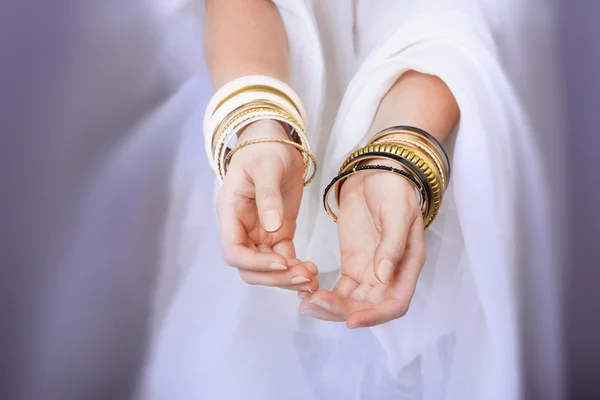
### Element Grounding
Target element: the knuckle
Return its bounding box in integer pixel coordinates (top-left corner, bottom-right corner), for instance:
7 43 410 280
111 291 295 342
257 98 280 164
386 240 406 258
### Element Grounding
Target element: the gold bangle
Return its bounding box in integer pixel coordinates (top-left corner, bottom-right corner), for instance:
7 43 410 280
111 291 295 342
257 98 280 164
338 155 428 212
370 127 450 186
323 164 425 223
212 105 309 181
211 100 305 157
212 85 304 121
339 143 443 228
373 135 447 190
223 137 317 186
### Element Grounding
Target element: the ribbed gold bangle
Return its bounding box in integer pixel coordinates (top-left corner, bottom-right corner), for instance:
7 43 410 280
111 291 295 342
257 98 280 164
223 137 317 186
370 127 450 186
373 135 447 190
339 143 443 228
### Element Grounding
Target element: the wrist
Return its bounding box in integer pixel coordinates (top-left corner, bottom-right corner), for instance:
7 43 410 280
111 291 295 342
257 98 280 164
359 158 422 209
237 119 291 142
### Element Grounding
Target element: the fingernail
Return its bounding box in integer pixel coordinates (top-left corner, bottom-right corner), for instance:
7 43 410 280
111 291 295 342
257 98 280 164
347 321 363 329
301 309 318 317
290 276 311 285
269 262 287 271
262 210 281 232
304 286 314 293
377 259 395 283
309 299 331 311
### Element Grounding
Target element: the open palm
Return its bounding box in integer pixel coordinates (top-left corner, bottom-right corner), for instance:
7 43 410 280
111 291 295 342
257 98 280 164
300 160 425 328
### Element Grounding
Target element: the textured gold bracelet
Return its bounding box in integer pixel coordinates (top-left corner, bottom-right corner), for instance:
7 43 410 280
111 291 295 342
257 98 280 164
211 100 304 158
323 164 425 223
223 137 317 186
212 105 311 182
373 135 447 190
338 155 427 212
212 85 304 121
339 143 443 228
370 126 450 185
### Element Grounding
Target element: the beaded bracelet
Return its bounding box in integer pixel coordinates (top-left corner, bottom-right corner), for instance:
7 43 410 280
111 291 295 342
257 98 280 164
370 125 450 186
337 144 443 228
323 164 424 223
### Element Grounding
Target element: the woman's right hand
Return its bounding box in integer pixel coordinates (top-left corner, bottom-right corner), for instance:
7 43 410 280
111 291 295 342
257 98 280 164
216 119 319 292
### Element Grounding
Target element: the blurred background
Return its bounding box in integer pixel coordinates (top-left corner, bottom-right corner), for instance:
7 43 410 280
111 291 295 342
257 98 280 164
0 0 598 399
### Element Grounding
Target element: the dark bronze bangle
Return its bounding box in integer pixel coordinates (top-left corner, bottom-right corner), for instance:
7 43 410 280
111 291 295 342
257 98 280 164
323 164 424 222
337 150 430 212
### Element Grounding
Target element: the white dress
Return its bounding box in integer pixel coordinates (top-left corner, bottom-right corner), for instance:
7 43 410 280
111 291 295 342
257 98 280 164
141 1 549 399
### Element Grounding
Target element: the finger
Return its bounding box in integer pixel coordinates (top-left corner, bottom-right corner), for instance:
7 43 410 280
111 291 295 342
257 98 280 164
271 242 319 275
271 239 296 260
266 244 318 276
348 220 426 328
253 159 284 232
373 199 419 284
390 216 426 302
217 178 288 271
283 278 319 293
229 245 290 271
332 275 360 298
346 299 408 328
238 263 317 288
299 290 370 322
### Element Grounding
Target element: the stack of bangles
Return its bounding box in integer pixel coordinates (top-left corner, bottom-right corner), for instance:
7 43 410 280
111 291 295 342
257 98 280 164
203 75 317 186
323 126 451 229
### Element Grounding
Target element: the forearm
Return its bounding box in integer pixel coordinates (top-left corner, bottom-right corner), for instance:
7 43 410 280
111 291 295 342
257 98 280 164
205 0 289 87
369 70 459 142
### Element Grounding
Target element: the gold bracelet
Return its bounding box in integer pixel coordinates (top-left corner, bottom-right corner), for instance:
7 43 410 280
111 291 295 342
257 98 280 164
373 135 447 190
212 105 310 182
323 164 425 223
370 127 450 186
337 155 428 212
212 85 304 121
211 100 304 158
223 137 317 186
339 143 443 228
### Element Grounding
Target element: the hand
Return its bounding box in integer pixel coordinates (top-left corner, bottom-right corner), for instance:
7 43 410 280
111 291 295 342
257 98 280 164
299 159 426 327
217 119 319 292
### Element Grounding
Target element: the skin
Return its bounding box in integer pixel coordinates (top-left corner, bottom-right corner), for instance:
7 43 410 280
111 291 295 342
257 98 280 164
206 0 459 328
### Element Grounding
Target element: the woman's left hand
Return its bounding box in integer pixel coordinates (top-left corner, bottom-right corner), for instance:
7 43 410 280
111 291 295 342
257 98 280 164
299 159 427 328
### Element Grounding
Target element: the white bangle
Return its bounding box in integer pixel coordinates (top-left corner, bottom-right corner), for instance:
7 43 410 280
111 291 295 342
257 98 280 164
204 75 307 123
203 76 307 170
206 91 305 163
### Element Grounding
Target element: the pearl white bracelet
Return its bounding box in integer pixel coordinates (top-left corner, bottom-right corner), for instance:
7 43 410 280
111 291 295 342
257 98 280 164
204 76 308 169
204 75 314 185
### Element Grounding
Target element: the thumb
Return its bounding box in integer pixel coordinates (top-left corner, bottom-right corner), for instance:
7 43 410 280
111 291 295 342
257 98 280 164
373 203 417 284
253 160 285 233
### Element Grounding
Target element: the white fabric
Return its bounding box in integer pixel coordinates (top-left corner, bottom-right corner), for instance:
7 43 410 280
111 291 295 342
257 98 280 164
141 1 548 399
